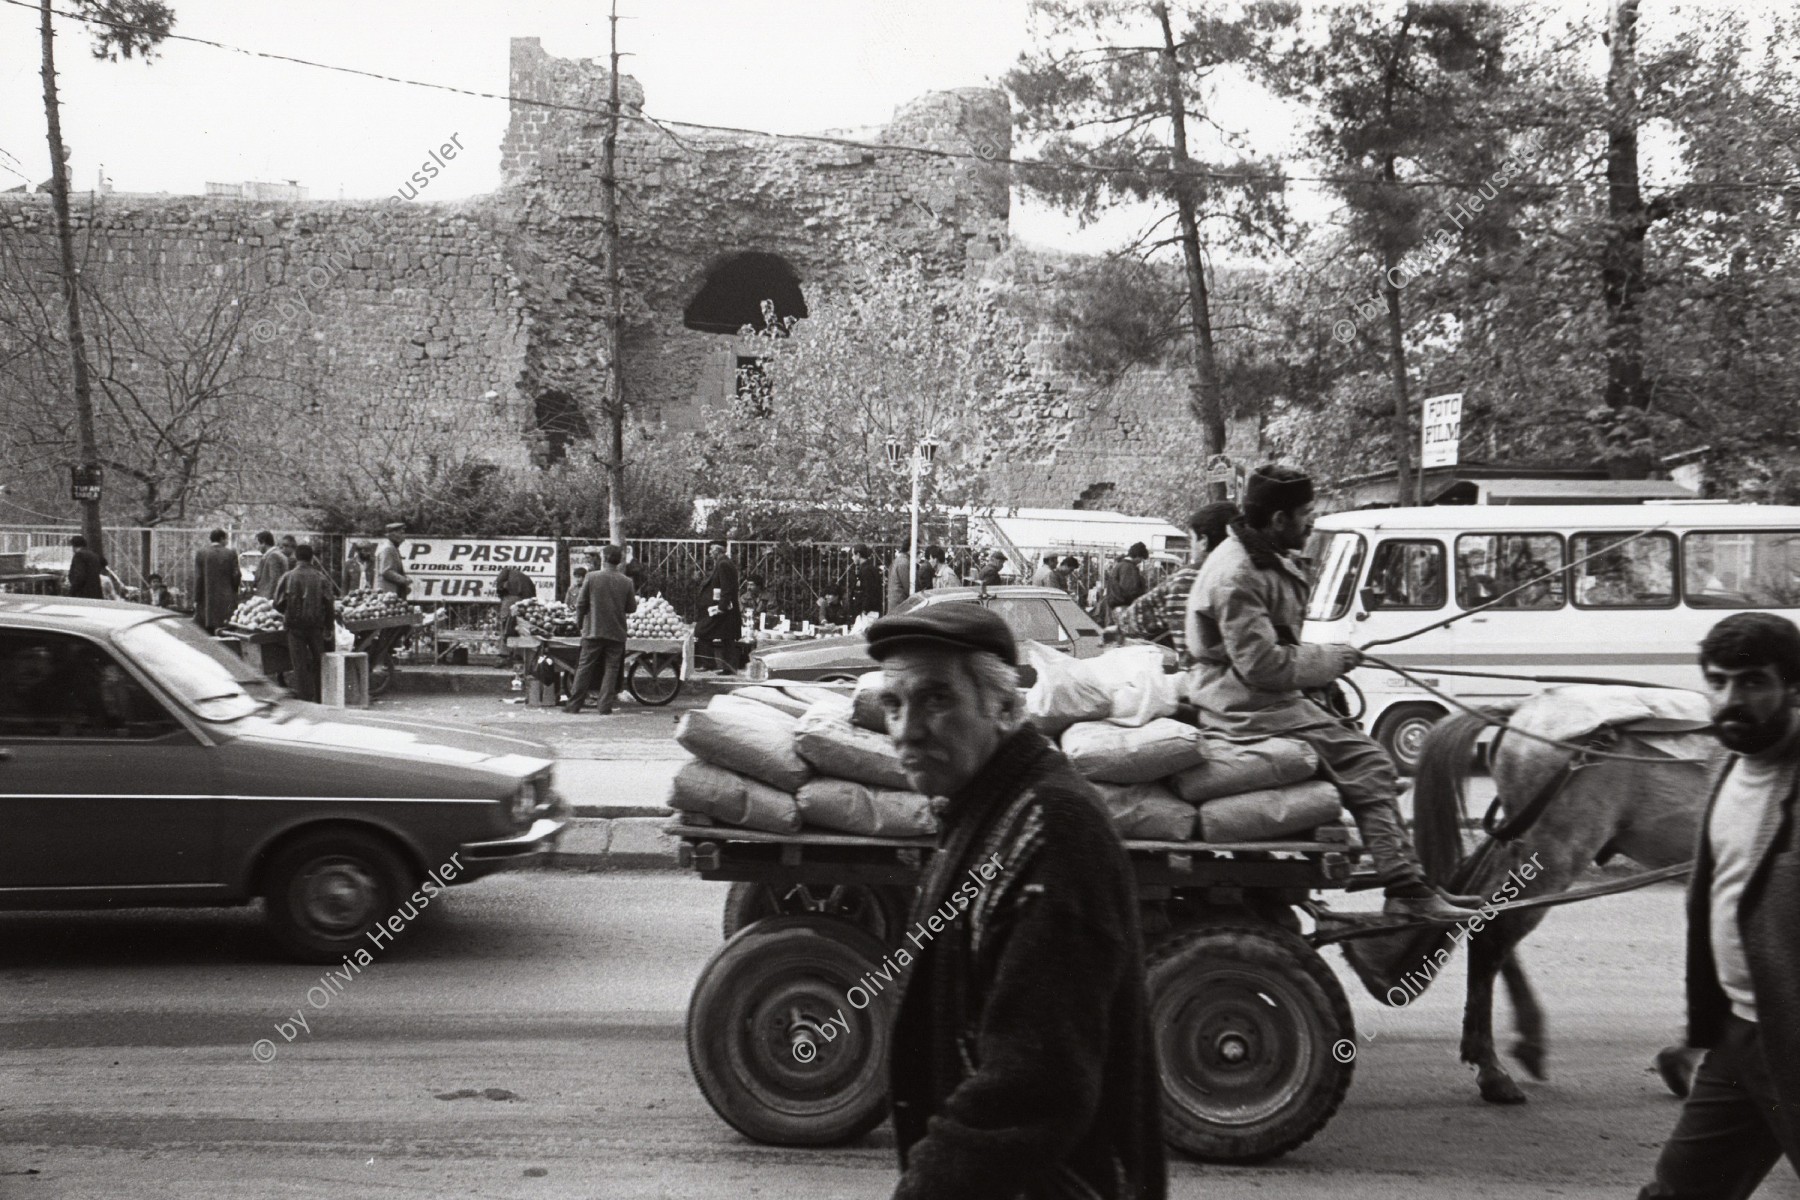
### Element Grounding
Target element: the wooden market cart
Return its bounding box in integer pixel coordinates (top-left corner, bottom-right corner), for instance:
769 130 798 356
507 630 694 706
338 611 420 697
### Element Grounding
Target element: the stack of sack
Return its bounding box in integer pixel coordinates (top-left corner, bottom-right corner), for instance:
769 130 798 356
668 683 938 838
1027 643 1345 843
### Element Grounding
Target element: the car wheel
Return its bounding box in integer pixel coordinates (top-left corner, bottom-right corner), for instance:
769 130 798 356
1373 703 1447 777
262 830 410 963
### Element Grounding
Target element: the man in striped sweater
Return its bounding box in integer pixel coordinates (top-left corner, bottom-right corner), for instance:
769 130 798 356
868 604 1165 1200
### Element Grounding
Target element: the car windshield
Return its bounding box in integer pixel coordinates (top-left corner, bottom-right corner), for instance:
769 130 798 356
113 616 279 721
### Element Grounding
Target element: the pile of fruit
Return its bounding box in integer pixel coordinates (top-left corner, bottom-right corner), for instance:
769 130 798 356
513 598 578 636
226 595 284 633
628 594 690 640
338 589 411 624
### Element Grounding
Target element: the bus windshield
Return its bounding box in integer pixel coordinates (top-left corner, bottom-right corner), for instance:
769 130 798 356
1305 532 1365 621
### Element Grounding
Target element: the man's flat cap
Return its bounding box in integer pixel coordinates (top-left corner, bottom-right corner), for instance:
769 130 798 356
866 602 1018 666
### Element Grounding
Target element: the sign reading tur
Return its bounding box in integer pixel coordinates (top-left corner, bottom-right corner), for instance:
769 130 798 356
1420 392 1464 470
400 538 557 603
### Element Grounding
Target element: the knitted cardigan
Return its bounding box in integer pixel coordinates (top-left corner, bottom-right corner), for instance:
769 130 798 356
889 726 1166 1200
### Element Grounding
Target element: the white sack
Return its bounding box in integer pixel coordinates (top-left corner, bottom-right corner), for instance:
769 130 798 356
796 777 937 836
851 671 890 733
1195 779 1343 843
794 696 912 790
1093 781 1197 840
675 694 813 792
1087 644 1179 727
1060 717 1207 783
1024 641 1113 735
667 760 802 833
1170 736 1319 803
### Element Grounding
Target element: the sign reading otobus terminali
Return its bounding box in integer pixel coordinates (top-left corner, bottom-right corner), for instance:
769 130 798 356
399 537 557 603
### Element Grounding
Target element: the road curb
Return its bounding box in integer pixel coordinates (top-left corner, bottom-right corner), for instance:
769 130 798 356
543 816 682 871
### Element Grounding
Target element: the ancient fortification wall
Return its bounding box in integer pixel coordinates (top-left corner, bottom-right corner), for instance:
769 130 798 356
2 37 1218 519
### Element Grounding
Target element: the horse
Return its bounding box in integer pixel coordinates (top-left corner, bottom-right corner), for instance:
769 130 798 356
1332 688 1721 1104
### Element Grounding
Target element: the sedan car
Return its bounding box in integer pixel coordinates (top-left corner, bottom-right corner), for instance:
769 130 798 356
0 595 567 962
744 585 1106 682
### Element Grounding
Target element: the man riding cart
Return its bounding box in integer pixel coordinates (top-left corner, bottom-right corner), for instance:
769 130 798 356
1187 464 1480 923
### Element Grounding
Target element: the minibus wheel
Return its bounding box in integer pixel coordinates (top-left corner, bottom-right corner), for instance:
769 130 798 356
1373 703 1446 776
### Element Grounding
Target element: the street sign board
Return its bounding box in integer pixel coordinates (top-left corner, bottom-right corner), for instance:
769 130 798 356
69 463 102 502
399 537 557 603
1420 393 1464 470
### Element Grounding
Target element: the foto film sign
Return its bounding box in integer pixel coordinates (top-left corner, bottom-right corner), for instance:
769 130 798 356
1420 392 1464 470
400 537 557 603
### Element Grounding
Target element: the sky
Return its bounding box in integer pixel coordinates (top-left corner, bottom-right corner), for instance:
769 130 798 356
0 0 1160 251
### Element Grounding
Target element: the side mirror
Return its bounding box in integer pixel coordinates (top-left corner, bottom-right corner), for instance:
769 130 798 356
1359 586 1381 612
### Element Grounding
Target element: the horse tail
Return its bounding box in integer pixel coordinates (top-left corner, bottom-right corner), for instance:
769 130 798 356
1411 701 1520 886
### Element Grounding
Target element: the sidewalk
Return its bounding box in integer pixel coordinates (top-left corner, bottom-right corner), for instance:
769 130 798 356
364 686 699 871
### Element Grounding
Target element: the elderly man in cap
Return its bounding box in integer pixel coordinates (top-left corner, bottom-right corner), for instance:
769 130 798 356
868 603 1165 1200
1188 463 1479 921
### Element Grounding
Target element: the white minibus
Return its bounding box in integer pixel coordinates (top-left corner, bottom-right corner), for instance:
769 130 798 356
1301 503 1800 772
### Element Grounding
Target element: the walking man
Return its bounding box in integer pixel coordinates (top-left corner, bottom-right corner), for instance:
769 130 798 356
849 543 883 620
925 546 959 591
65 534 107 600
868 605 1166 1200
273 544 337 704
192 528 240 634
375 523 411 597
565 544 636 715
253 531 289 600
1188 464 1477 921
1030 553 1059 588
888 546 911 612
1639 612 1800 1197
694 540 740 674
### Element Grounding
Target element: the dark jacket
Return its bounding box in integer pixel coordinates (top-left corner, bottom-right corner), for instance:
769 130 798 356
273 562 338 629
1685 749 1800 1152
193 542 241 630
890 727 1164 1200
573 567 636 642
1105 557 1146 608
851 558 883 615
696 557 740 639
67 546 107 599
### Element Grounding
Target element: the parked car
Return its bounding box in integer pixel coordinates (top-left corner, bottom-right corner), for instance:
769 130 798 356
744 585 1107 682
0 595 568 961
22 545 139 603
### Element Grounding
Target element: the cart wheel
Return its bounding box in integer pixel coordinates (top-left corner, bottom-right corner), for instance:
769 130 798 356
1148 922 1355 1163
686 914 895 1146
627 653 682 706
722 881 912 946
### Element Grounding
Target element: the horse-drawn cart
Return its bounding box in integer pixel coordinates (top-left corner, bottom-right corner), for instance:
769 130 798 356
673 814 1368 1163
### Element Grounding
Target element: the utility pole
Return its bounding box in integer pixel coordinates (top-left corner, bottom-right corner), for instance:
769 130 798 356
39 0 104 549
601 0 628 543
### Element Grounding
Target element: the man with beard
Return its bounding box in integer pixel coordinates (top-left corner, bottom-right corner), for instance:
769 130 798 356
1188 464 1478 922
1639 612 1800 1197
869 604 1165 1200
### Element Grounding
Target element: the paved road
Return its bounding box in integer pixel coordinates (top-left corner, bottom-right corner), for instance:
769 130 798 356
8 873 1793 1200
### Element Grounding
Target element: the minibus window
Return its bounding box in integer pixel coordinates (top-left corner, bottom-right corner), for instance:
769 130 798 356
1571 532 1676 607
1455 534 1565 609
1684 531 1800 608
1364 540 1446 610
1305 532 1365 621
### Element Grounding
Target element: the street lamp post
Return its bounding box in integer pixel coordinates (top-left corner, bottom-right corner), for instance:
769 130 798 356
886 435 938 596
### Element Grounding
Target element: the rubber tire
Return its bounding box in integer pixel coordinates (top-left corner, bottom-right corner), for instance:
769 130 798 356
626 653 683 706
686 914 896 1146
1148 922 1355 1163
1373 703 1446 777
721 881 913 947
261 830 412 964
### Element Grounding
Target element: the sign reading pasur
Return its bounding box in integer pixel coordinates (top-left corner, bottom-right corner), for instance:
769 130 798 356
400 538 556 603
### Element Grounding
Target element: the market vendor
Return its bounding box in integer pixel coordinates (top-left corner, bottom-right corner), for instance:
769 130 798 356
375 523 411 598
494 563 536 637
272 544 338 704
694 540 741 674
815 586 850 627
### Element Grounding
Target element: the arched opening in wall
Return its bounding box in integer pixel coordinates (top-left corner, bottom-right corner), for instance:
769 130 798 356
533 390 593 465
682 252 808 335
